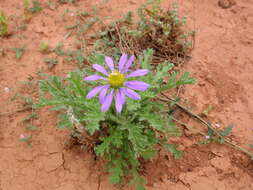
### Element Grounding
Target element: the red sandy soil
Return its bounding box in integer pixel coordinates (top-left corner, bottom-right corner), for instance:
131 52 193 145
0 0 253 189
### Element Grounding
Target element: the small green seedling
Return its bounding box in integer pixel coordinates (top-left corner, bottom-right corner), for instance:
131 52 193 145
202 104 213 117
26 124 40 131
39 42 50 53
59 0 77 4
0 10 8 37
29 1 43 13
12 47 25 60
200 124 235 145
22 112 38 122
23 0 42 21
43 58 58 69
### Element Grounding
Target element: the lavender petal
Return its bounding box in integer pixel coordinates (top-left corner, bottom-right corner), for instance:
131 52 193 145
86 85 105 99
123 88 140 100
125 81 149 91
119 88 126 104
99 85 109 104
92 64 108 76
118 54 127 72
126 69 149 78
84 74 106 81
101 89 114 112
115 89 124 113
105 56 114 71
123 55 134 73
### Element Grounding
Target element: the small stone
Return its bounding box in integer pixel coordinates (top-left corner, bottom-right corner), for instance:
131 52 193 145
205 136 210 139
215 123 221 128
4 87 10 93
19 134 25 139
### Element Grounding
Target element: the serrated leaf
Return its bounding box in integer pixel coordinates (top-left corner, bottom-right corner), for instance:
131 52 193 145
163 143 182 159
220 124 234 137
177 72 196 85
202 104 213 116
160 71 177 91
129 172 147 190
139 48 153 69
88 53 105 66
128 124 148 154
126 98 141 111
108 162 124 184
95 129 123 156
153 62 174 84
139 112 167 133
58 113 73 129
141 149 156 160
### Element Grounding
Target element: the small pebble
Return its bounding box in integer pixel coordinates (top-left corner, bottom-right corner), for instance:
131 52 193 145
215 123 220 128
4 87 10 93
205 135 210 139
19 134 26 140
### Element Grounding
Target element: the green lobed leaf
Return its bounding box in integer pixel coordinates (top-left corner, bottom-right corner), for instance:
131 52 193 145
108 159 124 184
139 112 167 133
139 48 153 70
58 113 73 129
127 124 148 154
163 143 182 159
95 129 124 156
220 124 234 137
153 62 174 85
177 72 196 85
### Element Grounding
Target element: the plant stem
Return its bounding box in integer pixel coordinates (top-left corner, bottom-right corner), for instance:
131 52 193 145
159 92 253 158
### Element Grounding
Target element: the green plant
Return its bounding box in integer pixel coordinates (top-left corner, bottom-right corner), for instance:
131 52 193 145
43 58 58 69
0 10 8 37
37 49 195 190
23 0 42 21
29 1 43 13
58 0 77 4
39 42 50 53
12 46 25 60
93 1 195 65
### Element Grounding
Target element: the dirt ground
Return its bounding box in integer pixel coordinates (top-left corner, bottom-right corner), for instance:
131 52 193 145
0 0 253 190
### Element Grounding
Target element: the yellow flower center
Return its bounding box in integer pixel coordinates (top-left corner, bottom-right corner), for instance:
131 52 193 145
108 71 125 88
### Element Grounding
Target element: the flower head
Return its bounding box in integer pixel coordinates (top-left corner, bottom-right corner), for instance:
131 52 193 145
84 54 150 112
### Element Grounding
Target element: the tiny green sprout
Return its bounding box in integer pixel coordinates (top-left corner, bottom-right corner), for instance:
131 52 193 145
12 46 25 60
26 124 40 131
23 0 42 21
29 1 43 13
0 10 9 37
23 0 30 10
59 0 77 4
202 104 213 116
39 42 49 53
43 58 58 69
22 112 38 122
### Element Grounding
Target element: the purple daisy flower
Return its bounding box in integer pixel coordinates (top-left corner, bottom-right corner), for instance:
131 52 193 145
84 54 150 113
